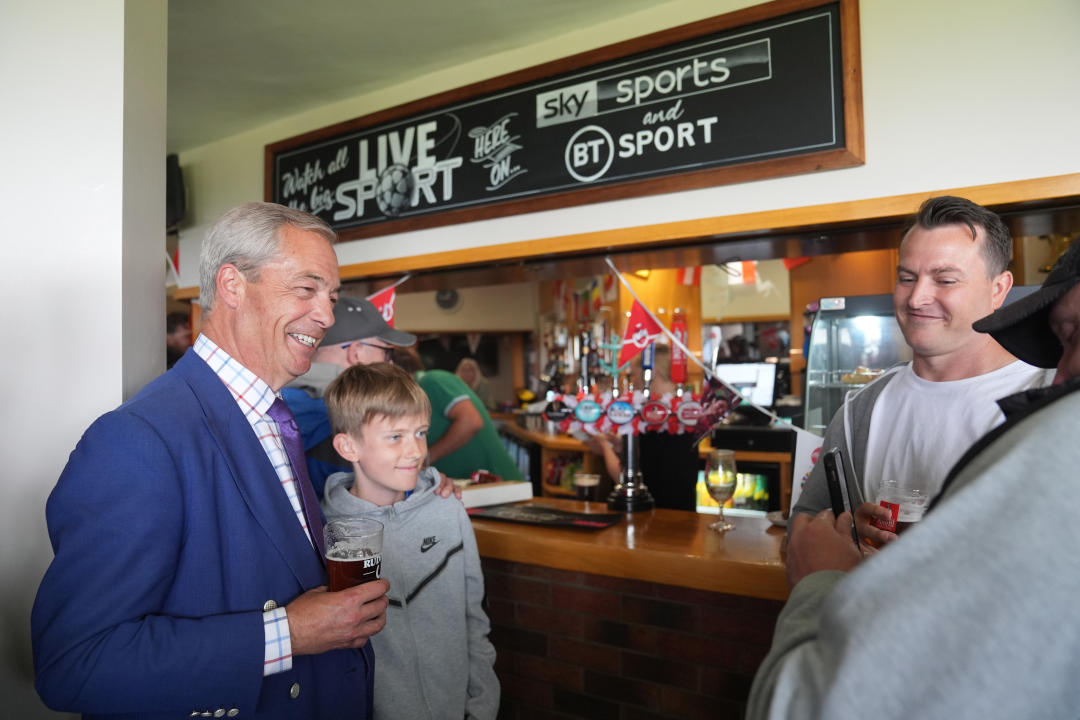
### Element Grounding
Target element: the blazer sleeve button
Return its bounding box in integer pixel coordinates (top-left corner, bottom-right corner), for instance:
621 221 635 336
263 600 278 611
289 682 301 699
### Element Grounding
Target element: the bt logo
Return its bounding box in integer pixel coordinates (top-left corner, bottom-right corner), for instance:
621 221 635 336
564 125 614 183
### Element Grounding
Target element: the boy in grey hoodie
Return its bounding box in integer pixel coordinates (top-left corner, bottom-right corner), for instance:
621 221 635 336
321 362 499 720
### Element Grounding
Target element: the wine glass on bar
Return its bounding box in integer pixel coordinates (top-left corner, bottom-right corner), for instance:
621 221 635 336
705 449 737 532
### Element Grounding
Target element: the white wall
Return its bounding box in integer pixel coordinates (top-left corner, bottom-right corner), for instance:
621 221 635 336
395 283 540 332
0 1 166 716
702 260 791 319
176 0 1080 288
396 283 540 406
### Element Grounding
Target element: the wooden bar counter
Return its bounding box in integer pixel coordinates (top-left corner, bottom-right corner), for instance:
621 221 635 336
471 498 789 719
471 497 788 601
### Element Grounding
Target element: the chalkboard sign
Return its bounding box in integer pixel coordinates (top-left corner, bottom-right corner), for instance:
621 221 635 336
266 0 862 240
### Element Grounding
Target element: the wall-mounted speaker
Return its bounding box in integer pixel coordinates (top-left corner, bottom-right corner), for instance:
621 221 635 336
166 154 186 231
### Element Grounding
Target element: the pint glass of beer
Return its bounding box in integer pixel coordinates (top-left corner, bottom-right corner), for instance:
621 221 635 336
871 481 927 535
573 472 601 502
324 518 383 592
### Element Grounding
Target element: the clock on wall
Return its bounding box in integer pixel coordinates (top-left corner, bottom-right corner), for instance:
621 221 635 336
435 289 462 313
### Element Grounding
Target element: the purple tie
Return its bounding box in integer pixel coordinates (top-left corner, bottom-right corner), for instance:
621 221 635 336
268 397 326 562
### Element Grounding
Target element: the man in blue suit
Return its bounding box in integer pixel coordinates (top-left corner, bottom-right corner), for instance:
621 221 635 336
32 202 388 718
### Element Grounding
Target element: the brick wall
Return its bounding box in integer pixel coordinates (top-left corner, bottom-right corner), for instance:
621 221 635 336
482 557 784 720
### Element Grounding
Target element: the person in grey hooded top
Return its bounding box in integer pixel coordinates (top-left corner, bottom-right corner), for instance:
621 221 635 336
320 362 499 720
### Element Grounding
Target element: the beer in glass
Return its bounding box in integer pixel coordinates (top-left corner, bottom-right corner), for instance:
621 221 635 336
324 518 383 591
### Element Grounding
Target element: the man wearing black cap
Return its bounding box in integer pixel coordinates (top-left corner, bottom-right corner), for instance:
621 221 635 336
282 296 419 495
747 239 1080 719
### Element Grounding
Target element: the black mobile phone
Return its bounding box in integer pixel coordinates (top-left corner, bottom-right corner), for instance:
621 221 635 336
822 447 862 550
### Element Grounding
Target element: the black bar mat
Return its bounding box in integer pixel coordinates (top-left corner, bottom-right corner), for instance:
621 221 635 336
467 503 622 529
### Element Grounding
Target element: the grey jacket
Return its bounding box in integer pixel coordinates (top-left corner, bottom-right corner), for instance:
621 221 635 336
791 368 900 522
748 382 1080 719
322 469 499 720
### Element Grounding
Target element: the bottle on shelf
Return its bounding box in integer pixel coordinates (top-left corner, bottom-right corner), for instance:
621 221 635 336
753 474 770 510
670 307 688 396
640 339 655 398
578 329 592 397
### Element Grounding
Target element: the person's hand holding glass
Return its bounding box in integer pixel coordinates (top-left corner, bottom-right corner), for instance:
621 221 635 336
870 480 927 535
324 518 384 592
705 449 737 532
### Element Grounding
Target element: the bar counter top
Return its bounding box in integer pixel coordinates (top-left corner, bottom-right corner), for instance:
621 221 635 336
497 420 593 451
470 498 789 601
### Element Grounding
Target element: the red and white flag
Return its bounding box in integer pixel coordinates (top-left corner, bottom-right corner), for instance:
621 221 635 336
675 266 702 286
723 260 759 285
367 285 398 327
618 299 664 367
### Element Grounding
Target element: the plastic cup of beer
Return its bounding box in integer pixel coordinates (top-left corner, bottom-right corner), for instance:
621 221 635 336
573 472 601 502
324 518 383 592
871 481 927 535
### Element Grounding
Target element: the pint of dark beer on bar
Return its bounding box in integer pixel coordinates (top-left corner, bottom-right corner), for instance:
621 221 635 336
324 518 383 591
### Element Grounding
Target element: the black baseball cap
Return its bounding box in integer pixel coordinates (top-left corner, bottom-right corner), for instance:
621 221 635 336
323 296 416 347
973 240 1080 368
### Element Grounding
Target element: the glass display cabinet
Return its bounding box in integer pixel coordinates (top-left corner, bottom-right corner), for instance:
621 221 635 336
803 294 910 436
802 286 1041 435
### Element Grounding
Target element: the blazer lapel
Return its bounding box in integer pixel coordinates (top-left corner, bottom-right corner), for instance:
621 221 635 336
175 353 326 589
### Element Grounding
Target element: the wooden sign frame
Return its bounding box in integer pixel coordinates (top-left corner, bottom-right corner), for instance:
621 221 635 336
265 0 863 240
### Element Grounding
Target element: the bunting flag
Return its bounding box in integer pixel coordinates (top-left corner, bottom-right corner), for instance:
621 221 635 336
587 278 604 313
742 261 757 284
553 278 565 307
675 266 702 285
725 260 757 285
618 299 663 367
366 285 398 327
782 256 811 271
603 273 618 301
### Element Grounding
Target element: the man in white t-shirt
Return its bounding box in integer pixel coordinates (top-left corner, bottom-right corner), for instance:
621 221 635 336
790 195 1053 545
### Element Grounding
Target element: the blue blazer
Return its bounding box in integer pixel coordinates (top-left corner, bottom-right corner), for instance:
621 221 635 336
32 350 374 719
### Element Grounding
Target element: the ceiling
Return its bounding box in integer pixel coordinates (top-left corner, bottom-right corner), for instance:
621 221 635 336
166 1 1080 294
167 0 661 154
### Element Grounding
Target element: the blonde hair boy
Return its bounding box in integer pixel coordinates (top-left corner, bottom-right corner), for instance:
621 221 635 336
320 361 500 719
326 362 430 436
324 362 432 507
